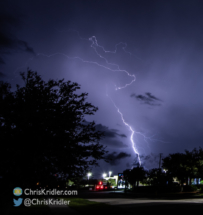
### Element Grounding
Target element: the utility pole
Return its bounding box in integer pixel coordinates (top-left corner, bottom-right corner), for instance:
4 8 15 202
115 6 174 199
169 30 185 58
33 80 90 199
156 153 163 197
159 153 163 169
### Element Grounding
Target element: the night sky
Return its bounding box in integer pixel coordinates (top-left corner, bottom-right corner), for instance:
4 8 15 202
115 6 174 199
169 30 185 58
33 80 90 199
1 0 203 178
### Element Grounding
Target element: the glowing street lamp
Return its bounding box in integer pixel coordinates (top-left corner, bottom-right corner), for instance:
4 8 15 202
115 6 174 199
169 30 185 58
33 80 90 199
87 172 92 180
109 171 112 177
103 173 107 179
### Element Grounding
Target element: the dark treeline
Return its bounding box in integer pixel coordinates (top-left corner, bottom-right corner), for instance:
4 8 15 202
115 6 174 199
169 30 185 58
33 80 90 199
0 70 108 192
123 147 203 192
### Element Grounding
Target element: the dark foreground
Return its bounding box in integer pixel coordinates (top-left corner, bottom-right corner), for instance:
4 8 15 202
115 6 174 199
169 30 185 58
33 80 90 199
2 190 203 214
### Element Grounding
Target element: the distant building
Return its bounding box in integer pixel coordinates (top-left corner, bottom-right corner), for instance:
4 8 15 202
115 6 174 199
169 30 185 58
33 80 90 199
117 173 125 188
103 175 118 187
173 177 201 185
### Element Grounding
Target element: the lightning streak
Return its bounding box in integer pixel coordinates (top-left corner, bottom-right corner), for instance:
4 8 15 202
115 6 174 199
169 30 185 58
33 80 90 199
19 31 154 166
37 51 134 84
107 92 141 166
89 36 136 90
36 35 136 90
36 34 141 165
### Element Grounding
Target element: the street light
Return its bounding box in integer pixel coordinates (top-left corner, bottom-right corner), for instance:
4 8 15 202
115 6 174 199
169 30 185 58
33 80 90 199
103 173 107 179
87 172 92 180
109 171 112 177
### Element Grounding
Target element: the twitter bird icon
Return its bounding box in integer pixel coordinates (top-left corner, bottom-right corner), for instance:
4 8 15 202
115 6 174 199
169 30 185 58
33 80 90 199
13 198 23 207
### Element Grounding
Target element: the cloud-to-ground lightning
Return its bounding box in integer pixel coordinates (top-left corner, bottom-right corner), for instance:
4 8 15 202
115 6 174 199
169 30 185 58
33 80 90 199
107 93 141 166
24 32 143 165
15 30 162 167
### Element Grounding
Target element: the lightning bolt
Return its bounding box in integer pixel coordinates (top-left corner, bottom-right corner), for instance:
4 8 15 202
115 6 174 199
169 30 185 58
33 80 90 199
15 30 161 167
35 35 136 90
107 93 141 166
89 36 136 90
36 51 135 89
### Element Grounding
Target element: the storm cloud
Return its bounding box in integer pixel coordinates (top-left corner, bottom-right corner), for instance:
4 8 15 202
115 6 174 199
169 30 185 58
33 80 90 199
82 121 128 148
95 124 128 148
105 152 131 166
95 124 127 138
1 0 203 174
131 92 162 106
0 14 35 66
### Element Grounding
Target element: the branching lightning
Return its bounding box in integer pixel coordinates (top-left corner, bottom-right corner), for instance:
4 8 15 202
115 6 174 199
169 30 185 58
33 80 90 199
17 29 161 167
37 51 135 91
36 36 136 90
107 93 141 166
89 36 136 90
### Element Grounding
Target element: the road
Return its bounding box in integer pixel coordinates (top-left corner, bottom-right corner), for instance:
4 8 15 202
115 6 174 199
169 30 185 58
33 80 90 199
87 197 203 205
5 190 203 215
86 194 203 214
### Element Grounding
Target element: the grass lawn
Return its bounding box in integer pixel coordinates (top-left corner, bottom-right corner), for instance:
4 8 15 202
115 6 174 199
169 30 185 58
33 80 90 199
10 198 123 214
64 198 203 215
9 198 51 215
62 198 127 214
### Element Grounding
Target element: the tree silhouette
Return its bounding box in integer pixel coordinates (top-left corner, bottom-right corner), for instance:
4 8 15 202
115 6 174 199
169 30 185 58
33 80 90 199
0 70 107 186
123 166 146 190
162 148 203 186
162 153 188 186
147 168 168 186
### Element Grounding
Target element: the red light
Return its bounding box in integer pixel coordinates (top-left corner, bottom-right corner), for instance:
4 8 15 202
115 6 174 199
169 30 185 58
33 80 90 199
101 186 103 189
105 187 107 189
99 181 102 185
96 186 99 189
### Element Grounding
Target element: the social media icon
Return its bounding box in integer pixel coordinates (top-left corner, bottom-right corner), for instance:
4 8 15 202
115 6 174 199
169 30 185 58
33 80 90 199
13 198 23 207
13 187 22 196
